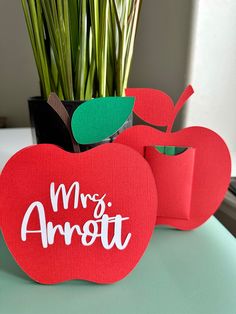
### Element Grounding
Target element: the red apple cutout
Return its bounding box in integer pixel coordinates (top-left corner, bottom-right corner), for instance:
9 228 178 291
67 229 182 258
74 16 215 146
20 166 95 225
0 144 157 284
115 86 231 230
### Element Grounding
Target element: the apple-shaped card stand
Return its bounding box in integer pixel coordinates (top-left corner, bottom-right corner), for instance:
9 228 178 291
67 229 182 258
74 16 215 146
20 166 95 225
0 143 157 284
115 86 231 230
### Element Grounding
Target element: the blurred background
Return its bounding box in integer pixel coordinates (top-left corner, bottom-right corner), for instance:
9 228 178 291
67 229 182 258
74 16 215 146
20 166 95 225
0 1 235 236
0 0 235 152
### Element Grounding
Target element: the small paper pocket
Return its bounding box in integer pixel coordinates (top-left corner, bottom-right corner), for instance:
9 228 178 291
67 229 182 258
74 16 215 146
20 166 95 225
145 146 195 221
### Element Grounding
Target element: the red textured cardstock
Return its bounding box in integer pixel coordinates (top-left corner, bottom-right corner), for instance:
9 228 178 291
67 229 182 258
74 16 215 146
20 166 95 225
126 88 174 126
145 146 195 220
114 125 231 230
0 143 157 284
126 86 194 129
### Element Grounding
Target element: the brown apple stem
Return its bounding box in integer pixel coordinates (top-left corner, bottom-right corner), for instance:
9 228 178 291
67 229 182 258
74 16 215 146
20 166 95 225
166 85 194 133
47 93 80 153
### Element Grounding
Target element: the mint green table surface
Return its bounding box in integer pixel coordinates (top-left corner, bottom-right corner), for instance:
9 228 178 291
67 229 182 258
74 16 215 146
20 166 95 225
0 217 235 314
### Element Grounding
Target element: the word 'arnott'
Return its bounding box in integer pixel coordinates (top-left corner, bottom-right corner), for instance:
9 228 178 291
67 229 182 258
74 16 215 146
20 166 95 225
21 181 132 250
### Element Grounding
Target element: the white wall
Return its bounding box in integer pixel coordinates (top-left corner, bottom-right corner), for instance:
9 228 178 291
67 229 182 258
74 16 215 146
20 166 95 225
129 0 193 100
185 0 236 152
0 0 39 127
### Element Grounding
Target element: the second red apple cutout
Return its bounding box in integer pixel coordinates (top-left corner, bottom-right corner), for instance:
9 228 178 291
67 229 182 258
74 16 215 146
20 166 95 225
114 125 231 230
0 143 157 284
120 86 231 229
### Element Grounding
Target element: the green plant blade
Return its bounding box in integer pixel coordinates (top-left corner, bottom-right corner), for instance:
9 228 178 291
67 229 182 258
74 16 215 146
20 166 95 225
71 96 134 144
155 146 188 156
22 0 142 99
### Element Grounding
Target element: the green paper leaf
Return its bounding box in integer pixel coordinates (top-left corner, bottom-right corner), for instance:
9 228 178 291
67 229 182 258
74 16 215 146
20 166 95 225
71 96 134 144
155 146 188 156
